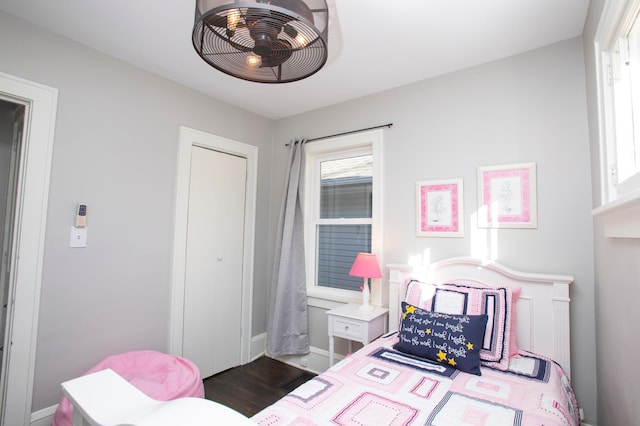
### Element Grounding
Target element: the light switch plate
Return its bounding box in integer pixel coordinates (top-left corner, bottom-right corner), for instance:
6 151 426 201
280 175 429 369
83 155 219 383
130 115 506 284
70 226 87 248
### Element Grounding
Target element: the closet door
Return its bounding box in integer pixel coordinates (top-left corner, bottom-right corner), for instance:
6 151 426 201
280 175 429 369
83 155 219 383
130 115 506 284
182 146 246 378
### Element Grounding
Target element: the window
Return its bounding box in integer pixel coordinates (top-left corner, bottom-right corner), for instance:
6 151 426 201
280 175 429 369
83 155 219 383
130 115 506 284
597 0 640 201
304 130 383 303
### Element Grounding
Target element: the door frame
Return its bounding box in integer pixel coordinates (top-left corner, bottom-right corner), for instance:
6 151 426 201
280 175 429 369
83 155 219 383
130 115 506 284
0 72 57 425
170 126 257 365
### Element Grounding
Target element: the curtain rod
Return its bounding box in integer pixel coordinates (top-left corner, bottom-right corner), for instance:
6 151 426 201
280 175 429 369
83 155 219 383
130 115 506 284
285 123 393 146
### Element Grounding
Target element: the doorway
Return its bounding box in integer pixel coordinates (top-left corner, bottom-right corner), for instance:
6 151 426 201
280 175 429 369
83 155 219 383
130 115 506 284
170 127 257 372
0 98 24 415
0 72 57 426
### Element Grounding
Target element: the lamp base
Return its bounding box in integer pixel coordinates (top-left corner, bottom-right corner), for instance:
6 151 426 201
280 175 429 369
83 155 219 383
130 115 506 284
358 303 374 312
360 280 373 311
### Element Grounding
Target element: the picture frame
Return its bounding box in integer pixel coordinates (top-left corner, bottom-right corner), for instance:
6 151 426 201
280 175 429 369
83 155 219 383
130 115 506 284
416 178 464 237
477 162 537 228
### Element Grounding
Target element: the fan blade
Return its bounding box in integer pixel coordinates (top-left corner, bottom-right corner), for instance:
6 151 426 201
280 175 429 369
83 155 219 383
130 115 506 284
259 39 292 68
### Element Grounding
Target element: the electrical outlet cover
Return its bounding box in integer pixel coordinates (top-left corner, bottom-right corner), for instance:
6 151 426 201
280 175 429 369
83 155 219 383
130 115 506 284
70 226 87 248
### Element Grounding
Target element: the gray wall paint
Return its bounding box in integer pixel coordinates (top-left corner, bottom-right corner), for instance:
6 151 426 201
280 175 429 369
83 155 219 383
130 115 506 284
584 1 640 425
592 219 640 426
0 11 273 410
1 8 601 423
271 37 597 423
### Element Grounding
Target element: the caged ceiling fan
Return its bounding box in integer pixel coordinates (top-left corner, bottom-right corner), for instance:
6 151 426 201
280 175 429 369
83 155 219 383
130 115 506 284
192 0 329 83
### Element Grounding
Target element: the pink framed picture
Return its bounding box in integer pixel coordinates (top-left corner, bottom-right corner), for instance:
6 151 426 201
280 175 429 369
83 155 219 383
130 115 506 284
477 162 537 228
416 178 464 237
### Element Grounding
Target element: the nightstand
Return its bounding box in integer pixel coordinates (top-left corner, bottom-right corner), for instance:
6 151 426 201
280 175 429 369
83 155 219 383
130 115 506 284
326 303 389 366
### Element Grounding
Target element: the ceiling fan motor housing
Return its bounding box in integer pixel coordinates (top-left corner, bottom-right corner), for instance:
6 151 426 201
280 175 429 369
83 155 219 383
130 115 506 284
193 0 329 83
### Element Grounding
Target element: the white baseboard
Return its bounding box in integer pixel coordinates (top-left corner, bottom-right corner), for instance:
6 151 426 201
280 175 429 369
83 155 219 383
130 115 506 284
31 404 57 426
250 332 266 361
273 346 334 375
250 334 333 374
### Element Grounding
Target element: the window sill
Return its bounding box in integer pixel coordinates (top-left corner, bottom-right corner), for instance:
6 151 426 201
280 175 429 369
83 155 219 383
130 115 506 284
306 289 361 309
592 188 640 238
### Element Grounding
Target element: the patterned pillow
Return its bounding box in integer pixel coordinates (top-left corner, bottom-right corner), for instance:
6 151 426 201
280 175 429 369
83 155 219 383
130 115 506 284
404 280 519 371
394 302 488 375
508 286 521 357
405 279 437 307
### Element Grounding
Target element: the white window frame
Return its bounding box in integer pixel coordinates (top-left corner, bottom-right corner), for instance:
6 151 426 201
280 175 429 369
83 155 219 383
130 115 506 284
303 129 383 306
595 0 640 205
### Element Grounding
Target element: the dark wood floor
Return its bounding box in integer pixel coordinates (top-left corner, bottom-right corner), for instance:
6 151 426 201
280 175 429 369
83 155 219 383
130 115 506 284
202 356 316 417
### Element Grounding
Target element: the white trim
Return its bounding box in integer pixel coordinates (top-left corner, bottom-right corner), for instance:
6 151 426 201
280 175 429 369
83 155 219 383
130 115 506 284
0 72 57 426
30 404 57 426
250 333 266 362
593 186 640 237
170 126 257 366
274 345 334 375
307 296 343 310
593 0 640 236
592 186 640 216
594 0 640 204
303 129 384 305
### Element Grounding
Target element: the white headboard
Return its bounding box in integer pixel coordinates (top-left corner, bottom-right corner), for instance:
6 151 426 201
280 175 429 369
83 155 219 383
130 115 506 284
387 257 574 377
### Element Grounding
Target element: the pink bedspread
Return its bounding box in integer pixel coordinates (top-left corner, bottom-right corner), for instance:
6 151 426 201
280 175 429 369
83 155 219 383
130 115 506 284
252 334 579 426
53 350 204 426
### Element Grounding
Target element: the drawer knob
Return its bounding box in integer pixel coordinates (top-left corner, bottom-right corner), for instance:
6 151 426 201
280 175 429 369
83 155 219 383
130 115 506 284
344 325 349 330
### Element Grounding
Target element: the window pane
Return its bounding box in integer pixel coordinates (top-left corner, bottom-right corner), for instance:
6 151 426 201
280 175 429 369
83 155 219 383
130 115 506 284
629 19 640 179
317 224 371 291
612 14 640 186
320 155 372 218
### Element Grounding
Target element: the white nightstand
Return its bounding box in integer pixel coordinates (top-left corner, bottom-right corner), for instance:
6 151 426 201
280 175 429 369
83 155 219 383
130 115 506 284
326 303 389 366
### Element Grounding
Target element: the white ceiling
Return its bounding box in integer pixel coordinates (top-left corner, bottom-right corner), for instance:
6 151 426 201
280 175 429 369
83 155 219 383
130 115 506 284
0 0 590 120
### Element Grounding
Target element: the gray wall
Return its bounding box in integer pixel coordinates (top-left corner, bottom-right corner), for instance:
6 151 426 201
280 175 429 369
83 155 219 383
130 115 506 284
0 11 274 411
583 1 640 425
271 37 597 423
1 8 601 423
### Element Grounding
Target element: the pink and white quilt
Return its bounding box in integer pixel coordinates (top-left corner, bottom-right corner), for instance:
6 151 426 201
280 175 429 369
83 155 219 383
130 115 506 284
252 334 579 426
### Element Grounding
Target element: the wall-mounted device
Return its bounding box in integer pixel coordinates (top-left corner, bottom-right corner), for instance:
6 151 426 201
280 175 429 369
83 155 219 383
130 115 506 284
70 203 88 248
75 203 87 228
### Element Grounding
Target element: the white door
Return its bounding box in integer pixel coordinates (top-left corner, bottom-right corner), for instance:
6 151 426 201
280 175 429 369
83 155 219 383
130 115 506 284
182 146 246 378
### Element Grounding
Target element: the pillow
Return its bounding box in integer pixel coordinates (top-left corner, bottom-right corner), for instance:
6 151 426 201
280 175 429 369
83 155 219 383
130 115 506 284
394 301 488 375
509 287 521 357
405 279 436 307
404 280 519 371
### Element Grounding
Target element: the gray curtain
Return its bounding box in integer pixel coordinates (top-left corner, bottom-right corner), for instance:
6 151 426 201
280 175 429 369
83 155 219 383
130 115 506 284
266 139 310 357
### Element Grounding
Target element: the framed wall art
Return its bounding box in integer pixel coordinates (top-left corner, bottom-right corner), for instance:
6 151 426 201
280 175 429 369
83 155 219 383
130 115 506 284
416 178 464 237
477 162 537 228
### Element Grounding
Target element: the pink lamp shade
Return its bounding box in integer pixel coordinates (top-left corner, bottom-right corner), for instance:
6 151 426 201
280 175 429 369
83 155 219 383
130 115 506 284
349 253 382 279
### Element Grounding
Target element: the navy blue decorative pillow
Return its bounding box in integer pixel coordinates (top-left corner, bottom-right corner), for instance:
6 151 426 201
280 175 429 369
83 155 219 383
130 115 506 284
393 302 488 375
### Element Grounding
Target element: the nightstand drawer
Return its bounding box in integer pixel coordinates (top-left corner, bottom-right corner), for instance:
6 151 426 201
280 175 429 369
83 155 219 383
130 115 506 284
326 303 389 366
332 318 363 339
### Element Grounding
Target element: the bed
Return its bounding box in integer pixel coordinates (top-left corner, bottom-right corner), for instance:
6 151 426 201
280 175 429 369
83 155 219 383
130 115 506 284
252 257 580 426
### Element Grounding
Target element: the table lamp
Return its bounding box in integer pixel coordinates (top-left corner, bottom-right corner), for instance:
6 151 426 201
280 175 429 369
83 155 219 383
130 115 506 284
349 253 382 311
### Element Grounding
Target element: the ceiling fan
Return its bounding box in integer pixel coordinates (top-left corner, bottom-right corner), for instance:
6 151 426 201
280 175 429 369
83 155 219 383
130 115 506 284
193 0 329 83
